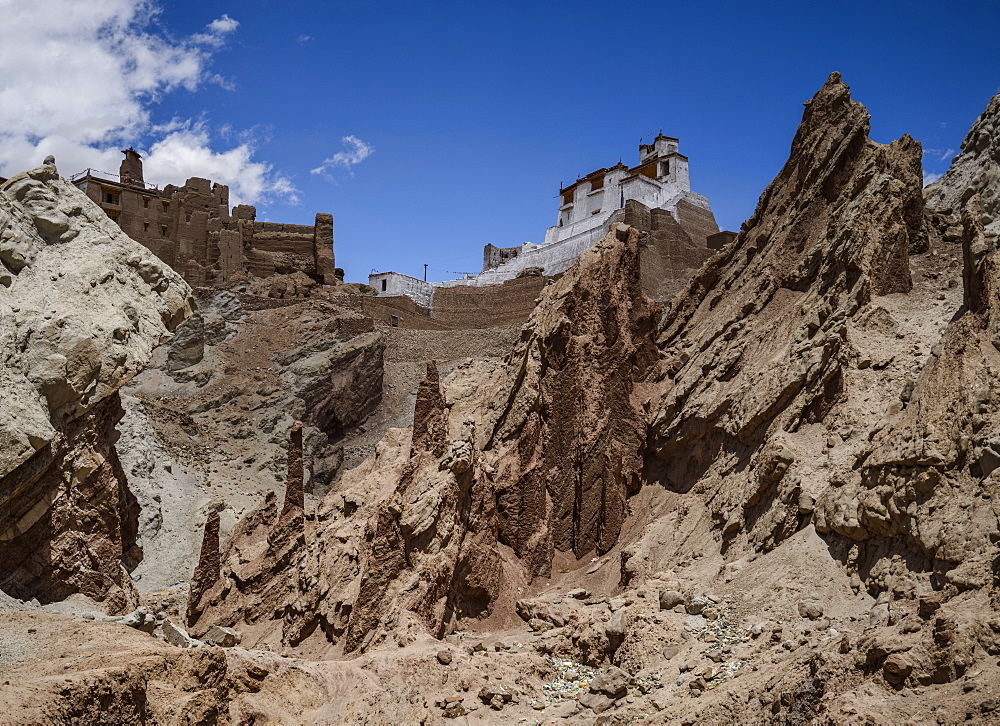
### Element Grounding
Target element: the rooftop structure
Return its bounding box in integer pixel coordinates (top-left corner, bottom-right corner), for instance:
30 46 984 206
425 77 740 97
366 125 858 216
71 149 336 287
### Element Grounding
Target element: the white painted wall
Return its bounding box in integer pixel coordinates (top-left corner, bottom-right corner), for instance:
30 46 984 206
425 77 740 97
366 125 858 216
369 272 434 308
435 190 712 289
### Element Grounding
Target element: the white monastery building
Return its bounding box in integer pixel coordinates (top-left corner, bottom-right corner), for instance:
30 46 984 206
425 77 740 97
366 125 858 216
370 133 719 304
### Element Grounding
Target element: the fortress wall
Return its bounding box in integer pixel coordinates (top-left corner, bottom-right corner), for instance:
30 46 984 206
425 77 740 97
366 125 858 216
242 213 335 283
640 211 716 302
674 197 721 247
430 276 546 327
358 295 456 330
72 166 333 287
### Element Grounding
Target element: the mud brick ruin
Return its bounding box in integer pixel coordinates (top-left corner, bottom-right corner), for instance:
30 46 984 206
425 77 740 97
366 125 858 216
71 148 336 287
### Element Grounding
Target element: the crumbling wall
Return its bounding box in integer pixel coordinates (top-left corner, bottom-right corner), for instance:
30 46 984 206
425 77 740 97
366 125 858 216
243 213 335 284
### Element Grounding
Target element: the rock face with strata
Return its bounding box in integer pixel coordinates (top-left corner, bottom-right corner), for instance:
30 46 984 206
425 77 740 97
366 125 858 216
190 221 659 650
13 75 1000 725
643 72 921 550
924 89 1000 245
0 160 193 610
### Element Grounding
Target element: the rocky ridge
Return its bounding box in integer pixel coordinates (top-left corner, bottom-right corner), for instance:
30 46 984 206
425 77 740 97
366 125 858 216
0 159 193 612
5 74 1000 724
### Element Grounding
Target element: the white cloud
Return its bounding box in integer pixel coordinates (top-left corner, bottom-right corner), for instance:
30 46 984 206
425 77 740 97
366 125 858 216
923 172 943 187
939 148 955 162
311 135 375 178
297 35 314 43
0 1 292 206
142 122 298 207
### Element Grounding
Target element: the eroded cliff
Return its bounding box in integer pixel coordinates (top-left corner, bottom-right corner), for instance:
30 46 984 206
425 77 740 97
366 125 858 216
0 159 193 611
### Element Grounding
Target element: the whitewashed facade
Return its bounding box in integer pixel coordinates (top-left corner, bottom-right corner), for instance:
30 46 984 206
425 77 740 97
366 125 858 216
370 133 714 303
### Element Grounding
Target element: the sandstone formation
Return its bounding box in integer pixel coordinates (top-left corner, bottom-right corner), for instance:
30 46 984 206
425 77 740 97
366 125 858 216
190 220 659 651
7 74 1000 725
0 159 193 611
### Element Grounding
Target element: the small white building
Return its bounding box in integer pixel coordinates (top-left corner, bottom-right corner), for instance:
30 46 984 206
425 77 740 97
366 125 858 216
368 270 433 308
370 132 717 302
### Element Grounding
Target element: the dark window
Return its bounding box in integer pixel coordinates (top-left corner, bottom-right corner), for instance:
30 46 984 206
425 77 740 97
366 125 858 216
660 160 670 176
185 213 192 222
102 190 119 205
143 223 149 232
161 225 168 237
143 198 149 209
381 279 387 292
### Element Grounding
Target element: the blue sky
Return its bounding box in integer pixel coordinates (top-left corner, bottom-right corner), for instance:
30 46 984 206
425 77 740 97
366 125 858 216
2 1 998 283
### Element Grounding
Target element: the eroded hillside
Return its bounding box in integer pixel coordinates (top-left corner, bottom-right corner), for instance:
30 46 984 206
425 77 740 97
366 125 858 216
3 74 1000 725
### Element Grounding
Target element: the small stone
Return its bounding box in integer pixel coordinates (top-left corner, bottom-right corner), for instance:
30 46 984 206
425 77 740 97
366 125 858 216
662 644 681 660
162 620 200 648
567 588 590 599
529 618 551 632
202 625 240 647
685 595 709 615
797 601 824 620
604 610 625 640
659 590 684 610
579 691 615 713
437 649 453 665
591 667 629 697
884 653 913 684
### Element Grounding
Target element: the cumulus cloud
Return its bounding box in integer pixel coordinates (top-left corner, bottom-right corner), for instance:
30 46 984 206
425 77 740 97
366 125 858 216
142 121 298 206
0 1 293 206
311 135 375 179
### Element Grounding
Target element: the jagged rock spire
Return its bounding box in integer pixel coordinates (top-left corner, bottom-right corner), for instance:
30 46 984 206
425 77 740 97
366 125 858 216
411 361 448 458
280 421 305 520
187 508 220 625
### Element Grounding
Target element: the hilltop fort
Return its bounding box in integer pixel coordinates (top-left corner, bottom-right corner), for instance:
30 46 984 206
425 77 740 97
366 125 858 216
367 133 732 324
70 148 336 287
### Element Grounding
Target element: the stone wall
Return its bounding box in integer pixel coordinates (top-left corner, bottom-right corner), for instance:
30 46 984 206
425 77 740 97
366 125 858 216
430 276 547 327
359 276 547 330
483 243 521 271
625 201 718 302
